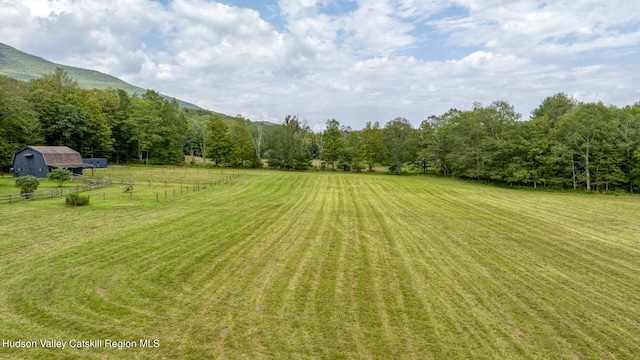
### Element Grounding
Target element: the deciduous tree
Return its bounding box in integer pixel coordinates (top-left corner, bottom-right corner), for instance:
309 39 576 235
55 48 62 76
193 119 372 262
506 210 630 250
360 121 385 172
383 117 417 174
229 116 255 166
323 119 344 170
48 168 71 187
206 115 231 166
0 76 41 165
556 103 611 191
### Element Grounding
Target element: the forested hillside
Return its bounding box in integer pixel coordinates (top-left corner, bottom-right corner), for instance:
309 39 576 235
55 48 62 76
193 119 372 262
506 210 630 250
1 69 639 192
0 67 260 166
0 42 200 110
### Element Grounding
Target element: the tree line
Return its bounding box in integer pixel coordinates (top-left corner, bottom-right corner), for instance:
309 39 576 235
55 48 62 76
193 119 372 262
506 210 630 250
1 68 189 165
2 69 639 192
225 94 640 193
418 96 640 192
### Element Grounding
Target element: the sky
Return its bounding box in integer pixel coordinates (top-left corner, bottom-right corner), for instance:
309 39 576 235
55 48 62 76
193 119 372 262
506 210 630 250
1 0 639 129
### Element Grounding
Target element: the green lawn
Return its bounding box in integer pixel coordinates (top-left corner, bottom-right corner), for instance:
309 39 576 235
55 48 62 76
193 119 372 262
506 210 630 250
0 169 638 359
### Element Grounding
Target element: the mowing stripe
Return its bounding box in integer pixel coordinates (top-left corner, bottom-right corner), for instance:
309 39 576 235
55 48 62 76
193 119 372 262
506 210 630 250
0 171 638 359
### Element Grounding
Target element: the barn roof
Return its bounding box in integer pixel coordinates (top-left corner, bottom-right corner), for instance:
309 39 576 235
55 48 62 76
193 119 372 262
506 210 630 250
26 146 91 168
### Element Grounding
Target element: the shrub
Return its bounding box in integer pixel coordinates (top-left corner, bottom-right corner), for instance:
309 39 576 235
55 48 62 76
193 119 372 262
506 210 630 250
267 158 281 168
66 192 89 206
15 175 40 198
292 160 311 171
248 156 263 168
48 168 71 187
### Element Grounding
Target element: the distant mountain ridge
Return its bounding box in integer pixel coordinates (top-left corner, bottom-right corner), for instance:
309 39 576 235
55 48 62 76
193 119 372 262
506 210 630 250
0 42 201 110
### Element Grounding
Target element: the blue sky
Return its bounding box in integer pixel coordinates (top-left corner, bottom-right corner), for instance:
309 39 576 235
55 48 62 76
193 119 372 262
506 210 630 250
2 0 639 129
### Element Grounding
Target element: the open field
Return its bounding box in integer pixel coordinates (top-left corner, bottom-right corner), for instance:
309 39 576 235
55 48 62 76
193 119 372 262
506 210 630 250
0 169 639 359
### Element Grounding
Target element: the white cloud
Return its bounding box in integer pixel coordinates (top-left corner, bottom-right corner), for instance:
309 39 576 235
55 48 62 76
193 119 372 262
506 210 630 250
431 0 640 57
342 0 416 55
278 0 328 18
1 0 639 128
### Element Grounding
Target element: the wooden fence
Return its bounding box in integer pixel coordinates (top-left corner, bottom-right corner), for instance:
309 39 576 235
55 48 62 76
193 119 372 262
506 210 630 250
1 171 246 204
0 179 112 204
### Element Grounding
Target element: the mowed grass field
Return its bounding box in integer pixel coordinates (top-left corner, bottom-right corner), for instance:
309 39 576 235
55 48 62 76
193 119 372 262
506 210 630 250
0 169 639 359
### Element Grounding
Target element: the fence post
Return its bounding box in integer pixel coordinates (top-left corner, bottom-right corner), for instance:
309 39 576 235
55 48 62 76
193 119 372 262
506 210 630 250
9 194 12 203
156 192 159 202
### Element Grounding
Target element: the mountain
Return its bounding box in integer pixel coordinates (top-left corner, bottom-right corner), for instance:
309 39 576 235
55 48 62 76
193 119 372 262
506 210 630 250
0 42 201 109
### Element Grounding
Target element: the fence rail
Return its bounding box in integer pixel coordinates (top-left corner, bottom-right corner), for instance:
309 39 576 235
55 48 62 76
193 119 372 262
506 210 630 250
0 179 112 204
1 171 246 204
74 176 134 185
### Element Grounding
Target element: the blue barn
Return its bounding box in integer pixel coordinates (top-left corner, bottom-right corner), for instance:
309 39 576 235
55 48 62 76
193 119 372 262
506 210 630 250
82 158 107 168
12 146 92 178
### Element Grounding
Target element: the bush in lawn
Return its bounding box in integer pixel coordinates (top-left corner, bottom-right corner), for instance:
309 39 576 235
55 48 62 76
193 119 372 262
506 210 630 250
15 175 40 199
388 164 400 174
66 192 89 206
248 156 263 168
292 160 311 171
48 168 71 187
267 158 281 169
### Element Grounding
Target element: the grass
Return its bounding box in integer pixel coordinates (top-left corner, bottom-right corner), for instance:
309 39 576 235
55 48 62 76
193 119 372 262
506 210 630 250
0 169 638 359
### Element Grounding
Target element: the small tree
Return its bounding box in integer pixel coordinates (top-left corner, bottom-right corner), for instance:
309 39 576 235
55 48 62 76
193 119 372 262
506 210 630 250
205 115 231 166
15 175 40 198
48 168 71 187
323 119 344 170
